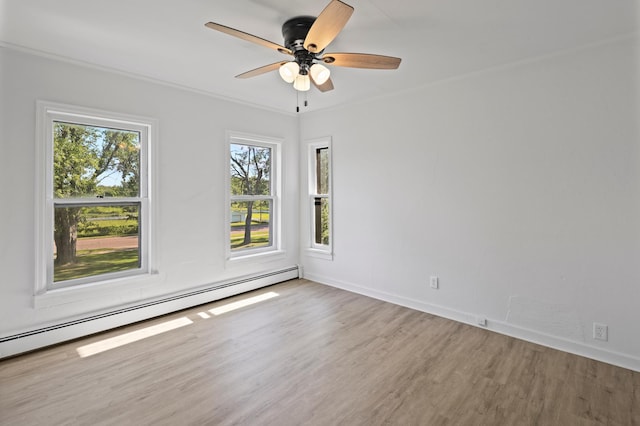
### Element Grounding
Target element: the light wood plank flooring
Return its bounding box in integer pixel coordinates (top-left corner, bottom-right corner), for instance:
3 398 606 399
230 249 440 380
1 279 638 425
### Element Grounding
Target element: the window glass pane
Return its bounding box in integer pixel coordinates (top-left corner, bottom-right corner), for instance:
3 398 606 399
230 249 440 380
316 147 329 194
230 200 272 250
314 197 330 245
230 143 271 196
54 122 140 198
53 204 140 282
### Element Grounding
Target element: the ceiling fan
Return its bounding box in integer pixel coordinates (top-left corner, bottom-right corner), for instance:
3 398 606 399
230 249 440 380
204 0 401 93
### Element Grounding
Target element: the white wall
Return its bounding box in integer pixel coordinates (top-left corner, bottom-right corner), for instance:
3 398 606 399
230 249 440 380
300 37 640 371
0 48 299 347
2 36 639 371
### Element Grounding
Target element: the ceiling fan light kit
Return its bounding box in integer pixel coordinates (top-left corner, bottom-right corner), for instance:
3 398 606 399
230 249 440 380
205 0 401 98
293 74 311 91
279 61 300 83
309 63 331 85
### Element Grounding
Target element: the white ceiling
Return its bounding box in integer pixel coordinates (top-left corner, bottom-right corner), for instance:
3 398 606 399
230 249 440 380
1 0 638 114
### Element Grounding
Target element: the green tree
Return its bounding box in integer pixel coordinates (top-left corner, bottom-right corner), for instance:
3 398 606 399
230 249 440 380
230 144 271 247
312 147 330 245
54 123 139 265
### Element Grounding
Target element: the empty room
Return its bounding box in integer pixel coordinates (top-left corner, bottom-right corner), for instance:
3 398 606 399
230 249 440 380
1 0 639 424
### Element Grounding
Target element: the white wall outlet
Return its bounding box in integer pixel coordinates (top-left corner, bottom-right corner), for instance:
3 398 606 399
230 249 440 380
593 323 608 341
429 276 439 289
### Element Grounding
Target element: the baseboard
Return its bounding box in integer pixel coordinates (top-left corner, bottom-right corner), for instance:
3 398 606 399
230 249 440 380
0 266 299 359
305 272 640 373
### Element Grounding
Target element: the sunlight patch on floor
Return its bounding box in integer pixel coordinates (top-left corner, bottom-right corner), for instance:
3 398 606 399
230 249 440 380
74 291 279 357
208 292 279 316
76 317 193 357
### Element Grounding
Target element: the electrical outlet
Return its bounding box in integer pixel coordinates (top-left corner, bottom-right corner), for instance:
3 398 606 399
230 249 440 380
593 323 608 341
429 276 439 289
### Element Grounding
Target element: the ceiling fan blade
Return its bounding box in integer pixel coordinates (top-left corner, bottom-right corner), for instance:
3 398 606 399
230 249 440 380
235 61 288 79
312 76 334 92
321 53 401 69
304 0 354 53
205 22 292 55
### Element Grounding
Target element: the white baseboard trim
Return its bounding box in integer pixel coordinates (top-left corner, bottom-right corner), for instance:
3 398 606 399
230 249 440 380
305 272 640 373
0 266 299 359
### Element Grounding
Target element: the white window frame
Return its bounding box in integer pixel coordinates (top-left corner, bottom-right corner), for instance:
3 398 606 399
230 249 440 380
35 101 157 301
226 131 282 262
306 137 333 259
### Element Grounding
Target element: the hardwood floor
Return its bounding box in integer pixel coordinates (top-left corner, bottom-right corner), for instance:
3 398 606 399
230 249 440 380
1 279 638 425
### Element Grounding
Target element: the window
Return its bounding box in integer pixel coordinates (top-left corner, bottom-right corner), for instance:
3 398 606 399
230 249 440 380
36 102 153 291
308 138 332 255
228 133 280 258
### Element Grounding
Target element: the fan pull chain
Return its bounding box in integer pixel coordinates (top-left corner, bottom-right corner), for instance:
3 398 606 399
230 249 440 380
295 91 309 113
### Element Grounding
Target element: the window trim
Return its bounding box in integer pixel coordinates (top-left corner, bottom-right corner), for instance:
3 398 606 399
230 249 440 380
35 101 157 298
305 137 333 259
226 131 282 262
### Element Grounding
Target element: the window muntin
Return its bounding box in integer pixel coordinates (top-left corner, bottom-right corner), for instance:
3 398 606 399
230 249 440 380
228 137 279 257
39 105 151 289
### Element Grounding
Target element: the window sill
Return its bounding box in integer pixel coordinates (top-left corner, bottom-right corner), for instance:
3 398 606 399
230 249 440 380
304 248 334 261
34 272 160 309
226 249 287 267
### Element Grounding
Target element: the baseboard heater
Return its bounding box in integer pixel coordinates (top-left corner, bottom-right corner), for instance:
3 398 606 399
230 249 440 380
0 266 299 359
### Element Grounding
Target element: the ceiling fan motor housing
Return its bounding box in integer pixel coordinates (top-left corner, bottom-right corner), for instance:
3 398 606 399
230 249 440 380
282 16 320 74
282 16 316 51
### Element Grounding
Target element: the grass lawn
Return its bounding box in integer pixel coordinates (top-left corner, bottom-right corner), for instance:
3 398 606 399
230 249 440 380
54 248 139 282
230 228 270 250
85 218 138 227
